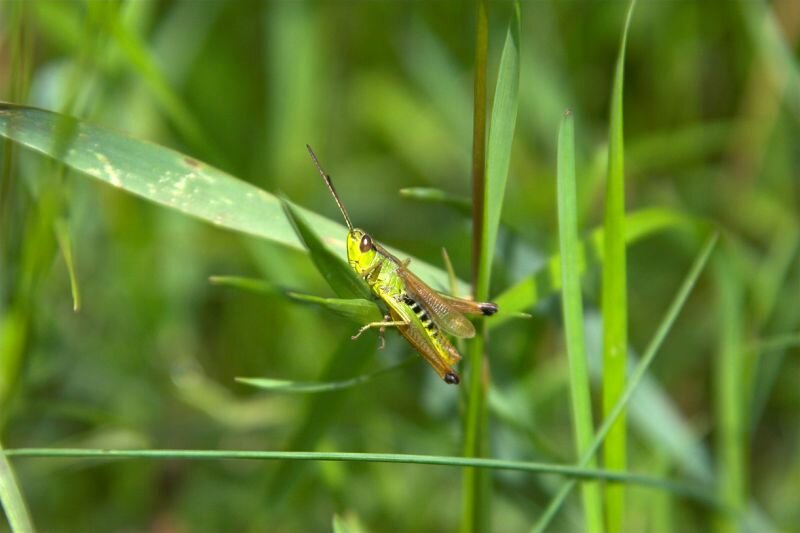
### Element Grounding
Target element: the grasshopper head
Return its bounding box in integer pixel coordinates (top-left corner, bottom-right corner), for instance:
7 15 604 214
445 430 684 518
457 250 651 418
347 228 378 276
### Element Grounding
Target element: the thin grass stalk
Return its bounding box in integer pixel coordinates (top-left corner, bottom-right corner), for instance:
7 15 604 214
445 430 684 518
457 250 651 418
714 252 745 532
557 111 604 533
602 2 636 531
462 1 490 530
2 447 716 502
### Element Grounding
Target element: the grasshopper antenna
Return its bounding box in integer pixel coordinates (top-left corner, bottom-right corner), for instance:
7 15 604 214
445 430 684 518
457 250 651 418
306 144 353 230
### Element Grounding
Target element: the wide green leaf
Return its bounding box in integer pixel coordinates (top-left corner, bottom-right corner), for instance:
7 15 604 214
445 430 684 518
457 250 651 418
0 103 454 291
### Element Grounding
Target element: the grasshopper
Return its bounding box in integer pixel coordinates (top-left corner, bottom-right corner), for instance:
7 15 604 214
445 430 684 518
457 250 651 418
306 145 498 385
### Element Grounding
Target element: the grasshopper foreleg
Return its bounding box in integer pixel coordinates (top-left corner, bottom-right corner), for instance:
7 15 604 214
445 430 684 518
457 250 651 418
352 316 408 341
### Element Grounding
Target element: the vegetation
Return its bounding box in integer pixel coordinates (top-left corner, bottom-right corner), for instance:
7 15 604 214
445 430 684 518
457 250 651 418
1 1 799 532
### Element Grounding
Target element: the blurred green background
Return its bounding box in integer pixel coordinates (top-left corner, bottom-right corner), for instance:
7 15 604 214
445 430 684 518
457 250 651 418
2 0 800 532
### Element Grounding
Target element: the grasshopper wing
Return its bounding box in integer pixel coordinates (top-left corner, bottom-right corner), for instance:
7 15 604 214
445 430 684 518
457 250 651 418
397 267 476 338
432 292 498 317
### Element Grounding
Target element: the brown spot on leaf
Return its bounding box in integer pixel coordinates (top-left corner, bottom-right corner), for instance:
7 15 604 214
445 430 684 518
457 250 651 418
183 157 201 168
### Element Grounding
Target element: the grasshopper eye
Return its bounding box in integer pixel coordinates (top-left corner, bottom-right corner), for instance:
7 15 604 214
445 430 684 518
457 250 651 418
359 234 374 252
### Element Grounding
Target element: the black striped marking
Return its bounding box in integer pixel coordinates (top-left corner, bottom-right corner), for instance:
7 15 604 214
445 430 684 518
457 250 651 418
403 294 438 333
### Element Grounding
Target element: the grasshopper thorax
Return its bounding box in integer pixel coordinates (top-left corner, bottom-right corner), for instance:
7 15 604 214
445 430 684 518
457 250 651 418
347 228 378 276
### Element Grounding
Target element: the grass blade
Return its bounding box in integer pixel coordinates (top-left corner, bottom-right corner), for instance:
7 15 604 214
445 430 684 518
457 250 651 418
602 2 636 531
531 233 718 533
209 276 381 325
284 293 381 325
0 440 35 533
492 208 700 326
476 3 520 297
281 196 371 300
713 251 745 532
557 110 603 533
236 358 413 393
2 447 716 504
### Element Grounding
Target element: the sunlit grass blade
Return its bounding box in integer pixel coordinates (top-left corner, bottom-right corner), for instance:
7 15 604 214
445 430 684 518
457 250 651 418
236 358 413 393
0 440 35 533
602 2 636 531
0 103 455 290
492 208 701 327
2 447 715 503
281 196 371 300
557 110 603 533
531 233 718 533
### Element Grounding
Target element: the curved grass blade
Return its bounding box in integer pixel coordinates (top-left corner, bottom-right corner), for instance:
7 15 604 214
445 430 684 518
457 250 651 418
236 358 413 393
0 103 455 291
557 110 603 533
100 3 220 161
0 440 35 533
492 208 701 327
602 2 636 530
531 233 718 533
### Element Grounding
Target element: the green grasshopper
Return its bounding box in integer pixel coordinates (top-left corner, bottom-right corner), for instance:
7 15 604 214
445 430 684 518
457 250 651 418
306 145 498 385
